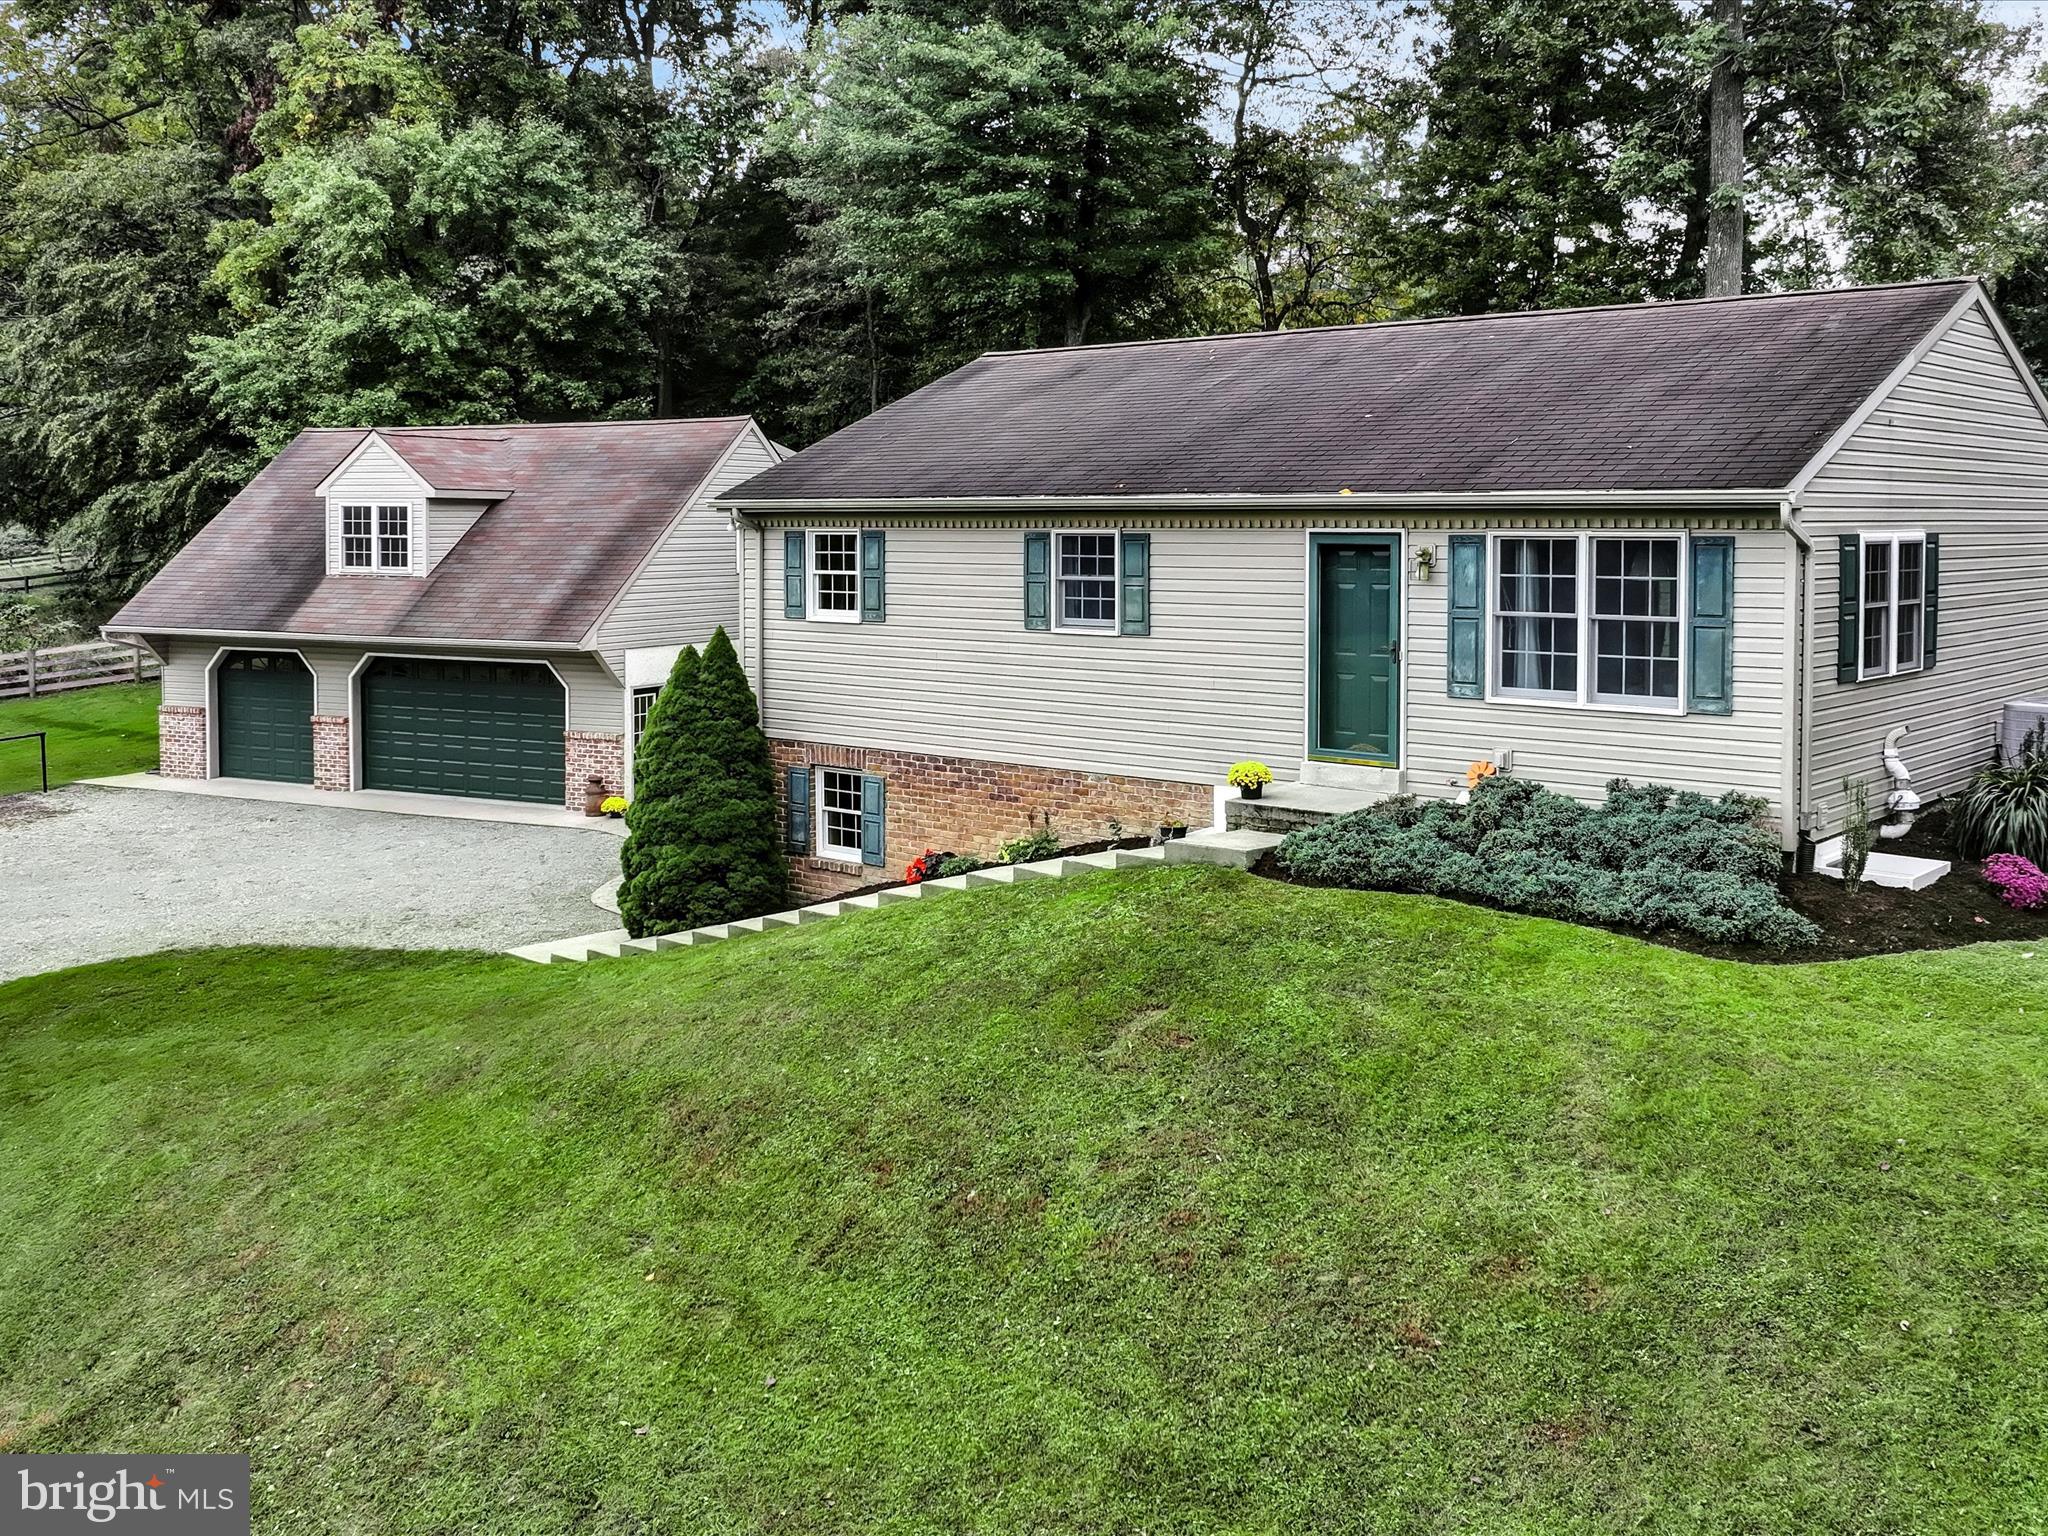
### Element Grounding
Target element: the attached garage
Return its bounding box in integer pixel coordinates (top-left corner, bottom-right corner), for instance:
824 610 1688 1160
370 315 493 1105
215 651 314 782
359 657 565 805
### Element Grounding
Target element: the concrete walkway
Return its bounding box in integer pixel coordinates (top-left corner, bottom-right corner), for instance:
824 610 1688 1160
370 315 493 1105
85 772 626 836
1 784 622 982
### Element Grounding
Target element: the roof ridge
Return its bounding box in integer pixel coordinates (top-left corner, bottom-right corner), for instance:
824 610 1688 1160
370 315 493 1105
975 276 1982 361
374 416 751 433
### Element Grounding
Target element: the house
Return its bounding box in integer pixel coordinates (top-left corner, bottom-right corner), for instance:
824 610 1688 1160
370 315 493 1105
717 278 2048 897
106 418 779 809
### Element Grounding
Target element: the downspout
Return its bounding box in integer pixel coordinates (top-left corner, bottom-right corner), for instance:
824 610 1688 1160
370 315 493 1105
1880 725 1920 838
1779 497 1814 859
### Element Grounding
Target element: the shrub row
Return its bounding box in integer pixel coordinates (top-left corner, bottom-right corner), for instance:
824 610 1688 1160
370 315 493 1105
1277 775 1820 951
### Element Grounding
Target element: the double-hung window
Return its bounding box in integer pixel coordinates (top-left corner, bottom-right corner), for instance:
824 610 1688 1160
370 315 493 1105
1591 537 1681 704
1858 532 1925 680
375 504 411 570
631 686 661 747
816 767 864 860
1495 537 1578 698
810 531 860 621
1056 532 1117 630
341 505 374 569
1490 533 1686 710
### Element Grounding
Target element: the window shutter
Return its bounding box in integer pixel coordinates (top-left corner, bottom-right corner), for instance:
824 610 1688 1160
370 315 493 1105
1836 535 1860 684
784 765 809 853
860 530 886 622
1024 532 1051 630
1446 535 1485 698
1119 533 1151 636
1687 535 1735 715
784 531 806 619
859 774 886 866
1923 532 1940 670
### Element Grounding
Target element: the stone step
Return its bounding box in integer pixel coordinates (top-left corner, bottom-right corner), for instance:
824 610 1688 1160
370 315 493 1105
1164 828 1286 870
1223 783 1381 835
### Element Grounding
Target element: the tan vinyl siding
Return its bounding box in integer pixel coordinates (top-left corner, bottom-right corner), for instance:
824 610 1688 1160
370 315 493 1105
1801 303 2048 834
744 515 1790 816
592 426 771 671
425 499 491 567
157 638 206 707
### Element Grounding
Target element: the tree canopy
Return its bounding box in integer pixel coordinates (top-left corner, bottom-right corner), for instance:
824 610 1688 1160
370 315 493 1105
1 0 2040 603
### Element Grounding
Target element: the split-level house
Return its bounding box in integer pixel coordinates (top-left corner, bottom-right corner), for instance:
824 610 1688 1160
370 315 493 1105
107 418 779 809
717 279 2048 898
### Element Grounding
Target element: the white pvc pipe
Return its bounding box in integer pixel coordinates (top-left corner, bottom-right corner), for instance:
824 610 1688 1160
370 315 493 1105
1880 724 1920 839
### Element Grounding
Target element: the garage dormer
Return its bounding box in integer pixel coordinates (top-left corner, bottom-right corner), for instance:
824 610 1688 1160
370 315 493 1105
313 430 512 578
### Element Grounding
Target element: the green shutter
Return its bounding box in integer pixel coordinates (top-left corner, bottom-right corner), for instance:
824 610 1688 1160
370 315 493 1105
861 530 886 622
1687 535 1735 715
1024 532 1051 630
1922 532 1940 670
1836 534 1860 683
859 774 886 866
784 531 805 619
1447 535 1485 698
1119 532 1150 636
785 764 809 852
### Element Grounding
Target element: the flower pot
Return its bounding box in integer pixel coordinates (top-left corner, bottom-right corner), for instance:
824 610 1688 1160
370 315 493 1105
1238 782 1264 800
1160 824 1188 841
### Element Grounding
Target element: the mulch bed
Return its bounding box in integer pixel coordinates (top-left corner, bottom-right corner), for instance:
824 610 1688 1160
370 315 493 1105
1251 810 2048 964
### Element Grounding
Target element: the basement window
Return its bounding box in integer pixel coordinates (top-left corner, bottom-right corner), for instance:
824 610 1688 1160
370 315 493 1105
816 768 864 861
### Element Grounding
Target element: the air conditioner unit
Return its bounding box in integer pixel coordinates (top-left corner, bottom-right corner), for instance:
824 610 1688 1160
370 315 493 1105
2000 700 2048 761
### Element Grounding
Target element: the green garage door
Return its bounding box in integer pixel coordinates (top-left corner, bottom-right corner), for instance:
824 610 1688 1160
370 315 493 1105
216 651 314 783
360 657 564 805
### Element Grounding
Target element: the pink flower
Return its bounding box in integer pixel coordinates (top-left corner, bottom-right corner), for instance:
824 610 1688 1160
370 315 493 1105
1984 853 2048 910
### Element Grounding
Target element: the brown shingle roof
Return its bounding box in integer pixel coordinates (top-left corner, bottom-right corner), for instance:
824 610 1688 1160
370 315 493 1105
111 419 752 644
725 281 1976 504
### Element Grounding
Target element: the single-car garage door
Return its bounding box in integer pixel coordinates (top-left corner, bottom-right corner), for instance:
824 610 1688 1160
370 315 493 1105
360 657 565 805
216 651 314 782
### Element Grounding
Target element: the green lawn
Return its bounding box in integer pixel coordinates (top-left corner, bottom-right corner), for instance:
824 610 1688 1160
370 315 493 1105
1 868 2043 1533
0 680 158 792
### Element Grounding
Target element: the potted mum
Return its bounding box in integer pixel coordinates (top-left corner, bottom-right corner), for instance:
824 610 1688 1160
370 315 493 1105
1227 761 1274 800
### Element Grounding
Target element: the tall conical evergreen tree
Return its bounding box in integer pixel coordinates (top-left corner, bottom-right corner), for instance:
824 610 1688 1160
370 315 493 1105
617 628 790 938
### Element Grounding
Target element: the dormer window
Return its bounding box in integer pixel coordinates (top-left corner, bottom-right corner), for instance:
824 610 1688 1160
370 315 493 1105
340 503 413 571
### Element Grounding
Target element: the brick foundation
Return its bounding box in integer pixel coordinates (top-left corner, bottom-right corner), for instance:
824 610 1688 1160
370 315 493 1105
772 739 1214 901
566 730 625 811
312 715 350 791
158 705 207 779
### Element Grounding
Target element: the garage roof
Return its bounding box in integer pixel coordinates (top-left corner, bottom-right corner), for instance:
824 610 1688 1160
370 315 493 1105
722 280 1977 504
110 419 754 645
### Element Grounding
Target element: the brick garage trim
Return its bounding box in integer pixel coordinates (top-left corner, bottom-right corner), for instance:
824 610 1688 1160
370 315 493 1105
159 704 206 779
312 715 349 791
772 739 1213 901
566 730 625 811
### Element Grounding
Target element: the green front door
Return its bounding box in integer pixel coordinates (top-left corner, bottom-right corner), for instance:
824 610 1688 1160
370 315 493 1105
360 657 565 805
1310 537 1399 764
216 651 314 782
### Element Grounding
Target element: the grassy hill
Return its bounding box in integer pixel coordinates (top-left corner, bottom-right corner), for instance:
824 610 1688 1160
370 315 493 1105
0 680 158 793
1 866 2043 1533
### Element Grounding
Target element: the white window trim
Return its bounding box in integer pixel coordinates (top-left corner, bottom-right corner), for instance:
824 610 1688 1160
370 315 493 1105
331 497 421 577
1051 529 1119 634
1483 530 1690 717
814 766 865 861
807 528 862 623
1856 529 1927 682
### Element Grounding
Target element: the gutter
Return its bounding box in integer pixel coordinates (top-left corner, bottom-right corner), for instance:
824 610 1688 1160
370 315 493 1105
1779 495 1814 856
714 488 1790 515
100 624 593 652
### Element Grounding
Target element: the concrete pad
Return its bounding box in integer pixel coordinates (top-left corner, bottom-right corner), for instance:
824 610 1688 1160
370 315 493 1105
85 771 626 836
1165 828 1285 870
1812 836 1950 891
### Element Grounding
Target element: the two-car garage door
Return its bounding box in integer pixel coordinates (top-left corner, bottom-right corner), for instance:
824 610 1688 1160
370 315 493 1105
360 658 565 805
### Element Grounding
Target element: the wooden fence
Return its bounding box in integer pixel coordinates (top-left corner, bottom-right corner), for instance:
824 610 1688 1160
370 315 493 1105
0 641 159 701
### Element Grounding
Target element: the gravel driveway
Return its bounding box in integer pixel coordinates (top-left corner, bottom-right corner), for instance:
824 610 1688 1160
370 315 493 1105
0 785 622 982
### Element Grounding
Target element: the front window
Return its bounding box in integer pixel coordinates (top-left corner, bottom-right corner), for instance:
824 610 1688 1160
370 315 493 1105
1591 537 1680 703
341 505 373 568
1057 532 1117 629
376 504 410 570
811 531 859 620
1495 537 1577 697
1859 533 1925 680
816 767 863 860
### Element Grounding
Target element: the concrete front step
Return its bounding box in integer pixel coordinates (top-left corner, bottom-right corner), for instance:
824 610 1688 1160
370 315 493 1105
1164 828 1285 870
1224 782 1383 835
505 842 1176 965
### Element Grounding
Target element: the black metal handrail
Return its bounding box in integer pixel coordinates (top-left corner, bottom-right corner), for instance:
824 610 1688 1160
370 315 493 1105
1 730 48 793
